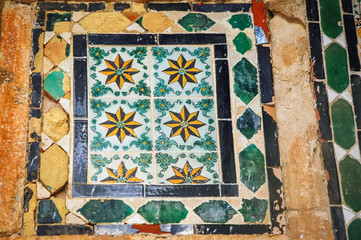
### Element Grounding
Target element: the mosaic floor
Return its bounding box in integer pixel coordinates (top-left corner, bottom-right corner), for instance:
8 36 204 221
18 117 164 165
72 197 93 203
25 1 285 236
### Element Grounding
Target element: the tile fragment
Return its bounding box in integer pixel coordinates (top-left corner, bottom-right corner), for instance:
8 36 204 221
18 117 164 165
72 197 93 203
37 181 51 200
308 23 325 79
37 225 93 236
330 206 347 239
331 99 355 149
78 12 132 33
319 0 343 39
27 142 39 181
138 201 187 224
325 43 349 93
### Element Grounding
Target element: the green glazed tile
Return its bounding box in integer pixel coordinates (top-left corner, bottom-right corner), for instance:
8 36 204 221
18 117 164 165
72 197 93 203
325 43 349 93
178 13 215 32
78 200 134 223
319 0 343 39
228 14 253 30
348 218 361 240
339 155 361 212
44 68 66 100
331 99 355 149
239 197 268 223
137 201 188 224
239 144 266 192
233 58 258 104
37 199 62 224
46 12 72 32
236 108 261 139
233 32 252 54
194 200 237 223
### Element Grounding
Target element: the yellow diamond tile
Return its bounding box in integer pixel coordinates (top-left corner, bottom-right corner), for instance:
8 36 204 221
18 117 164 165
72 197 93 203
142 12 174 32
44 36 69 66
78 12 132 33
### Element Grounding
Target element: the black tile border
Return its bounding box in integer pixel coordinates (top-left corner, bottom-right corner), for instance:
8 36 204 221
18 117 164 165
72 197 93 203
37 2 87 11
73 58 88 118
313 81 333 140
145 185 220 197
343 15 360 71
195 224 270 234
351 74 361 129
330 206 347 240
89 34 157 45
192 3 251 13
37 225 93 236
158 34 227 45
73 120 88 184
308 23 326 79
88 3 105 12
113 3 131 11
256 45 274 104
306 0 319 21
215 60 231 118
72 184 144 197
218 120 236 183
262 106 280 167
73 35 87 58
30 73 42 109
31 28 43 72
214 44 228 59
27 142 40 181
267 168 285 234
147 3 191 11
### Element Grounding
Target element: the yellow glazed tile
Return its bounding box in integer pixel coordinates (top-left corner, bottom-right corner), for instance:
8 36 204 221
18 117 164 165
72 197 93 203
78 12 132 33
142 12 174 32
33 32 44 73
23 183 36 236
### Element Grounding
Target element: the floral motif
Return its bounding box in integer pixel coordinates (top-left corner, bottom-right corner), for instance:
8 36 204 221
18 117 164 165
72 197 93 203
100 107 142 143
164 106 206 142
90 132 112 151
128 47 147 64
128 99 151 116
89 47 110 65
156 153 185 177
90 99 111 118
129 132 152 151
129 153 153 179
151 47 172 62
193 152 218 178
162 54 202 89
101 161 143 183
167 161 210 184
188 47 211 63
154 79 173 97
155 132 178 151
130 79 151 96
91 154 119 181
91 79 113 97
99 54 140 90
154 99 175 117
194 99 214 116
194 133 217 151
192 79 213 96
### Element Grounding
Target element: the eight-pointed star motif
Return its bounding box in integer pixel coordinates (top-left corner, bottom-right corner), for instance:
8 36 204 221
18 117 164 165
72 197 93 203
100 106 142 143
101 161 143 183
164 106 206 142
162 54 202 89
167 161 210 184
99 54 140 90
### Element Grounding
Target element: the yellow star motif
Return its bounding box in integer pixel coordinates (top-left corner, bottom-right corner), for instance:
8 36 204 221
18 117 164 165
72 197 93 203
100 107 142 143
101 161 143 183
167 161 210 184
164 106 205 142
162 54 202 89
99 54 140 90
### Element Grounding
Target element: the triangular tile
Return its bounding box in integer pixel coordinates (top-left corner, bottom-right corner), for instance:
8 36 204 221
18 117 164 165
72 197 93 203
41 133 53 151
37 181 51 199
336 33 347 48
66 213 87 225
57 133 70 154
349 144 361 160
44 31 56 45
43 56 55 75
343 205 356 224
59 98 70 114
322 34 332 47
334 143 347 163
59 32 72 44
341 90 353 104
248 95 262 116
125 213 147 224
327 87 338 103
72 12 90 22
122 11 141 22
72 23 88 34
125 23 145 33
59 57 72 73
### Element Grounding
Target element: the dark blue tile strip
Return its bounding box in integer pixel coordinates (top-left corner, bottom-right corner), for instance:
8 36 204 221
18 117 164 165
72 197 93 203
193 3 251 12
256 45 274 104
343 15 360 71
88 34 157 45
314 81 333 140
158 34 227 45
195 224 270 234
30 73 42 109
30 109 41 119
215 60 231 118
37 225 93 236
27 142 39 181
72 184 144 197
262 106 280 167
306 0 319 21
267 168 285 234
88 3 105 12
171 225 194 235
73 120 88 184
146 185 220 197
218 120 236 183
308 23 326 79
113 3 131 11
73 35 87 58
330 206 347 240
351 75 361 129
34 10 45 27
321 142 341 204
341 0 353 13
74 58 87 118
148 3 191 11
221 184 239 197
214 45 228 59
37 2 87 11
31 28 43 71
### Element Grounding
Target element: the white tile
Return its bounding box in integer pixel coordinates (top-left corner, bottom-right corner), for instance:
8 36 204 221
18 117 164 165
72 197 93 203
41 133 53 151
336 33 347 48
72 12 89 22
44 31 56 45
36 181 51 199
125 213 147 224
125 23 145 33
343 205 356 225
334 143 347 163
341 90 353 104
349 144 361 160
66 213 87 225
57 133 70 154
59 57 72 73
60 32 72 44
322 34 332 47
327 87 338 103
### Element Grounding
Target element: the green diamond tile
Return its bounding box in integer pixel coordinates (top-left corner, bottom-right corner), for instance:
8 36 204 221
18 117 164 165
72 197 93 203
239 197 268 223
44 68 68 100
78 200 134 223
194 200 237 223
46 12 72 31
233 58 258 104
325 43 349 93
228 14 253 30
319 0 343 39
331 99 355 149
236 108 261 139
348 218 361 240
37 199 62 224
178 13 215 32
137 201 188 224
233 32 252 54
239 144 265 192
339 155 361 212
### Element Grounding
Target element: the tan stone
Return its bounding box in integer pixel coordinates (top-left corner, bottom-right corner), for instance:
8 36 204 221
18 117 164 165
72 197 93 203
62 72 71 93
53 21 74 35
142 12 174 32
28 117 41 142
40 144 69 194
33 32 44 73
265 0 307 24
23 183 36 236
128 2 146 12
44 36 69 66
66 213 86 225
0 2 31 233
78 12 132 33
43 107 69 142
